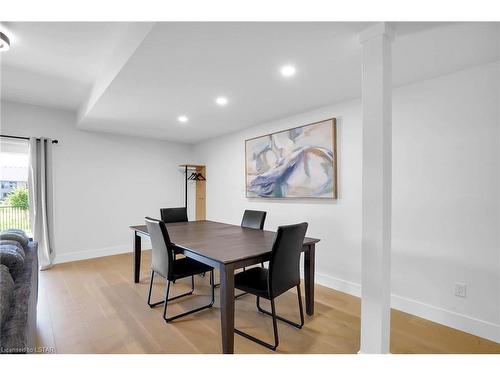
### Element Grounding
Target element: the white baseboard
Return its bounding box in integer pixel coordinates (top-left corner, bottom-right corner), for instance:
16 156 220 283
54 245 131 264
307 269 500 344
314 271 361 298
391 294 500 343
54 239 152 264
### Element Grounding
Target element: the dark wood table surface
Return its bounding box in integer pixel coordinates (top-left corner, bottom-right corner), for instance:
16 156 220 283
129 220 320 354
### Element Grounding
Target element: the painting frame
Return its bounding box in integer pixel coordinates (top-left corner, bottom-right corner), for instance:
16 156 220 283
245 118 337 199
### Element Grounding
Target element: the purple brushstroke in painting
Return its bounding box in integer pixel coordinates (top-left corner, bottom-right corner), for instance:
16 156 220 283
248 146 333 197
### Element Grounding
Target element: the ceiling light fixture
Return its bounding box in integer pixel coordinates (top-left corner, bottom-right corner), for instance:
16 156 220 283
177 115 188 123
280 64 296 77
215 97 228 106
0 32 10 52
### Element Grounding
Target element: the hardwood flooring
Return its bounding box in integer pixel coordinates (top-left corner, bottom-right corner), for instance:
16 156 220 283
36 251 500 354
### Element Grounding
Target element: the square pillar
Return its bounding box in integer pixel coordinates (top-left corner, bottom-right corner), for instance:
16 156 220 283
359 22 394 354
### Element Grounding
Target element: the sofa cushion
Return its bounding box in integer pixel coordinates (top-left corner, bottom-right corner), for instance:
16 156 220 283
0 264 15 330
0 231 29 251
0 242 38 353
3 229 27 237
0 240 26 259
0 245 25 281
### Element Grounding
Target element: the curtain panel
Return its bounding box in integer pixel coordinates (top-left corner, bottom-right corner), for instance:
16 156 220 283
28 137 55 270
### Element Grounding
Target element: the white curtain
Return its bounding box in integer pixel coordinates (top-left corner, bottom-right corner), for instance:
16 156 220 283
28 137 55 270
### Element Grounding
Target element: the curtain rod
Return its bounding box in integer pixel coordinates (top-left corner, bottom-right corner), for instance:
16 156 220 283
0 134 59 144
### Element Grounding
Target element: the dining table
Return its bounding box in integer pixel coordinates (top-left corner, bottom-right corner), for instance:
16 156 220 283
129 220 320 354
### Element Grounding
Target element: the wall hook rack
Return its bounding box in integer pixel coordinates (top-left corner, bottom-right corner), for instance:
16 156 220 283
188 172 206 181
179 164 206 220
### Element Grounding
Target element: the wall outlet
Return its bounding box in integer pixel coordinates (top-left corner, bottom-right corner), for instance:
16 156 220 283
454 282 467 298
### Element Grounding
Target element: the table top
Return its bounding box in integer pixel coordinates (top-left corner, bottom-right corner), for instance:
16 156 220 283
130 220 320 265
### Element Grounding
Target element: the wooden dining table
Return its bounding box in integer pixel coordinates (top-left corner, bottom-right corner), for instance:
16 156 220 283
129 220 320 354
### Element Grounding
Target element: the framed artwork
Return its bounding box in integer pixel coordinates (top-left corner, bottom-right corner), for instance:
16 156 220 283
245 118 337 198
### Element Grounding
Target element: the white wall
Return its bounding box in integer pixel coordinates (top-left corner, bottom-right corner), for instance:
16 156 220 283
0 100 195 263
193 62 500 342
391 63 499 340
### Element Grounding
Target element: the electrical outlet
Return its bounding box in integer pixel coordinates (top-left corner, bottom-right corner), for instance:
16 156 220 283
454 282 467 298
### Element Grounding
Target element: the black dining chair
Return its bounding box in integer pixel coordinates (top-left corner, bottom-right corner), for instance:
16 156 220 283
145 217 215 323
241 210 267 230
220 210 268 298
159 207 189 281
241 209 267 269
160 207 188 223
234 222 308 351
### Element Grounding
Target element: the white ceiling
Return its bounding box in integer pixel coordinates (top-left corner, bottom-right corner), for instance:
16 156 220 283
0 22 134 110
1 22 499 143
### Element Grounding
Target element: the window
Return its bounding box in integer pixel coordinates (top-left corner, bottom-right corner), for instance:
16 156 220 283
0 139 30 234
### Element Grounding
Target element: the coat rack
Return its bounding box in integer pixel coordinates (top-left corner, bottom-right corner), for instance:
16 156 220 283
187 172 206 181
179 164 206 220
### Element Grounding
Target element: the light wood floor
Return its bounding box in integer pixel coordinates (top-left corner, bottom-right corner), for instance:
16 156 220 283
36 251 500 354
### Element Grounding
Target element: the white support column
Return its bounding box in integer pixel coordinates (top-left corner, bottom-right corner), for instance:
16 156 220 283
359 22 394 354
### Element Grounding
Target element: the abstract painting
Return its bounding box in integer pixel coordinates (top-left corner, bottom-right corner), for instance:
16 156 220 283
245 118 337 198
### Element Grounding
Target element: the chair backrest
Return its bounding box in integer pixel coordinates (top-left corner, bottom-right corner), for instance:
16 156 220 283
268 222 308 298
160 207 188 223
241 210 267 230
145 217 174 279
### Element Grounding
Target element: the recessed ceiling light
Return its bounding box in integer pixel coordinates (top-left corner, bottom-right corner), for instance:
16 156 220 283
280 65 296 77
177 115 188 123
215 97 228 106
0 32 10 52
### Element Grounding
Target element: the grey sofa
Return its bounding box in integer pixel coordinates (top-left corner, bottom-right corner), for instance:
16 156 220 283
0 230 38 354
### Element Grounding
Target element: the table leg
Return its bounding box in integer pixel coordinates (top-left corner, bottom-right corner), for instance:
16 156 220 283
134 232 141 283
304 243 315 315
219 263 235 354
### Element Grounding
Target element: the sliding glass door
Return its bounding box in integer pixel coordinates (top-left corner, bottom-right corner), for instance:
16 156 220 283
0 138 31 234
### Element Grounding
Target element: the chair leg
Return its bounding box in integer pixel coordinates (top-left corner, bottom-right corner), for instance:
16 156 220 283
256 285 305 329
148 271 195 308
210 272 216 286
270 298 279 348
163 270 215 323
235 296 279 351
210 270 215 304
212 270 220 288
296 284 305 327
147 270 162 307
235 291 248 299
162 280 171 318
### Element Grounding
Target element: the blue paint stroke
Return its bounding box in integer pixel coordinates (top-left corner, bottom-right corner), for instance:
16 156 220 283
248 146 333 197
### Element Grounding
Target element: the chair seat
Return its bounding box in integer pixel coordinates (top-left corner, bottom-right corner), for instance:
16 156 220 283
234 267 270 298
170 257 213 280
